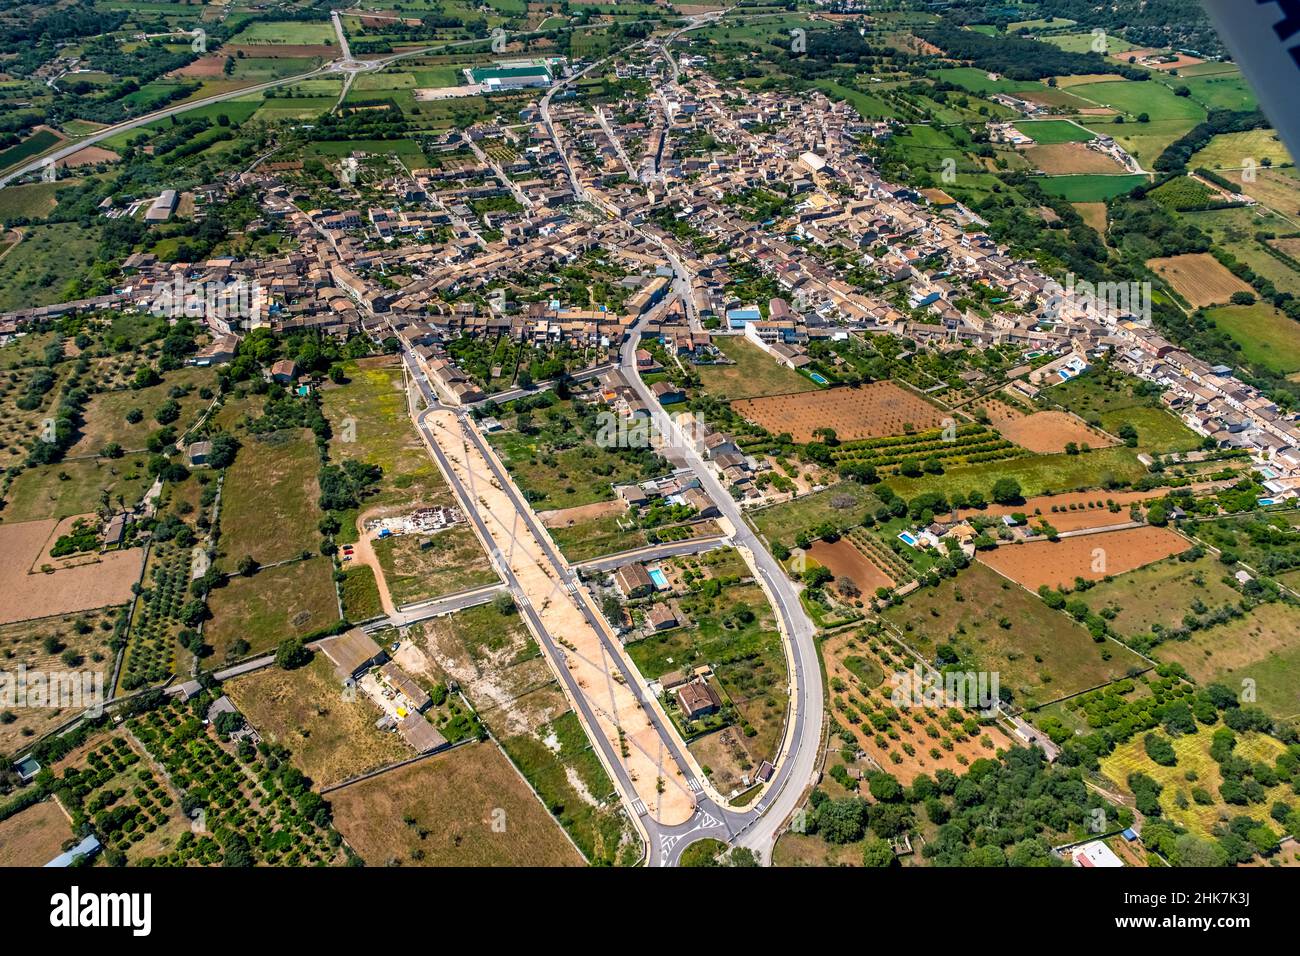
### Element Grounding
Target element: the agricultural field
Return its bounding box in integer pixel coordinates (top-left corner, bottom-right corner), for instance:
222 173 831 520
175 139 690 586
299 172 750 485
1203 303 1300 375
1025 143 1129 175
1152 602 1300 721
0 519 142 628
1148 253 1256 308
216 428 323 568
129 698 349 865
981 400 1116 454
823 629 1014 784
0 607 119 754
695 335 819 401
0 224 100 314
1015 120 1093 144
977 526 1191 591
884 443 1149 501
883 562 1147 710
805 538 894 595
732 382 947 444
1100 728 1289 838
1038 174 1147 202
204 558 340 663
1192 130 1293 172
66 366 216 457
229 21 339 46
1047 367 1203 454
330 742 584 867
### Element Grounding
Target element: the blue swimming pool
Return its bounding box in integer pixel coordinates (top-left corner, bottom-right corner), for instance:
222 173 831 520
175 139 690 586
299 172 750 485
898 532 918 547
648 568 668 589
810 373 829 385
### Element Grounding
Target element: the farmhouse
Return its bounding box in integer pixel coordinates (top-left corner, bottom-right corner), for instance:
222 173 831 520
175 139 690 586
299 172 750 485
647 603 679 631
318 628 387 681
614 563 654 598
677 679 721 719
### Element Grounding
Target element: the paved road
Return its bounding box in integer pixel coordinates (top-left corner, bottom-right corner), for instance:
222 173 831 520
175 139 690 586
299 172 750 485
616 314 824 864
574 534 727 573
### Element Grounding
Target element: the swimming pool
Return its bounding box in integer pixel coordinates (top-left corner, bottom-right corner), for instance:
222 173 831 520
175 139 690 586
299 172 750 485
810 373 829 385
648 567 668 589
898 532 918 547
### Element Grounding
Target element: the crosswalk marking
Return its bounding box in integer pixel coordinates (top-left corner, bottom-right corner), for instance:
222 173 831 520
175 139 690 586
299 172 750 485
632 799 648 816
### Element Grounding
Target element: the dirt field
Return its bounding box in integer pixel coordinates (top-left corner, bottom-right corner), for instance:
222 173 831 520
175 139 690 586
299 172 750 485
733 381 949 444
0 799 72 866
806 538 894 594
539 499 627 529
1128 49 1205 71
330 742 583 866
1026 143 1129 175
958 487 1189 533
1148 253 1255 308
59 146 118 168
978 526 1191 591
988 406 1117 454
0 520 142 625
412 605 555 735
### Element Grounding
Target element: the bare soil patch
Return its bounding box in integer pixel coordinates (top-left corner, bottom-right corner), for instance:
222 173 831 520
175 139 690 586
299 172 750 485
539 498 627 529
0 799 72 866
733 381 948 443
0 520 142 625
59 145 118 168
978 526 1190 590
998 410 1117 454
806 538 894 594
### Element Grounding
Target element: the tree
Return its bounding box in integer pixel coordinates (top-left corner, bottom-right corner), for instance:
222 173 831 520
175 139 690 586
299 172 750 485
862 837 896 867
237 555 259 577
275 637 311 670
815 796 868 844
991 477 1022 505
1230 291 1256 306
493 591 517 615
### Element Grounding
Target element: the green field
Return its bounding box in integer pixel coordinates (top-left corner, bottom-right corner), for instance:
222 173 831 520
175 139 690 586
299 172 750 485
230 21 338 45
2 458 152 523
1038 174 1148 202
1204 303 1300 374
218 428 324 568
1015 120 1094 144
814 80 897 120
884 562 1146 710
696 335 819 401
0 129 61 172
749 481 877 546
885 444 1149 501
205 557 340 662
0 223 97 311
930 67 1039 95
